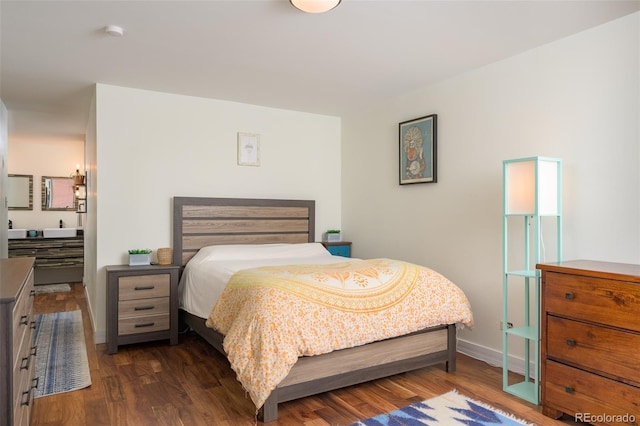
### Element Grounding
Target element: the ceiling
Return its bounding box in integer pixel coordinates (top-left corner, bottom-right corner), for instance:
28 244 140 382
2 0 639 139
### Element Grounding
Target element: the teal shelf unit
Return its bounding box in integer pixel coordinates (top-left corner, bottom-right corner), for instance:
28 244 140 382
502 156 562 405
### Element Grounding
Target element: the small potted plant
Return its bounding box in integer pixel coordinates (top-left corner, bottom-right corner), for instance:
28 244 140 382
322 229 341 242
129 249 152 266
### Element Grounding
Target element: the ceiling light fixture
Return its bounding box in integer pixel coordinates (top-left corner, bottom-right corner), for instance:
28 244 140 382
104 25 124 37
289 0 341 14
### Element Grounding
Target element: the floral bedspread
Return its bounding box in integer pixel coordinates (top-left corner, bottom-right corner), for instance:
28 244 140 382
206 258 474 410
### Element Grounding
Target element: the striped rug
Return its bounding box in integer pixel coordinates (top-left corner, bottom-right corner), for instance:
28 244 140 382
352 390 535 426
32 310 92 397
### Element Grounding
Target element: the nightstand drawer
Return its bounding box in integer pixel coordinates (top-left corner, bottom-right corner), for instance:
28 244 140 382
118 297 170 318
119 274 170 300
327 245 350 257
544 271 640 332
547 315 640 385
321 242 352 258
118 314 170 335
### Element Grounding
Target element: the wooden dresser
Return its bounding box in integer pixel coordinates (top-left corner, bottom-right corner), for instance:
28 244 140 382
106 264 180 354
538 260 640 425
0 257 36 426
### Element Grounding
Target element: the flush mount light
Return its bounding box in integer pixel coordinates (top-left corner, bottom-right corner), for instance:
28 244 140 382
290 0 341 13
104 25 124 37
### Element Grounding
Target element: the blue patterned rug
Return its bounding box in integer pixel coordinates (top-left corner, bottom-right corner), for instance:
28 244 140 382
32 310 92 397
352 390 535 426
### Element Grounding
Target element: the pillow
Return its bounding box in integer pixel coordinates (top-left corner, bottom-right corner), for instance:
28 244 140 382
196 242 331 262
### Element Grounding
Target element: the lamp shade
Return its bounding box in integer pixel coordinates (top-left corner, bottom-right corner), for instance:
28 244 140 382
290 0 341 13
504 157 561 216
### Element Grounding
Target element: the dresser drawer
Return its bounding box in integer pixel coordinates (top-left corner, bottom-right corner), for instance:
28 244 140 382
118 314 170 335
13 333 36 410
11 269 34 369
118 297 170 318
118 274 169 300
544 360 640 424
544 271 640 332
547 316 640 386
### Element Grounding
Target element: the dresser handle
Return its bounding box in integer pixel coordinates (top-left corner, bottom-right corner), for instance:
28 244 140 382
566 339 576 347
20 390 31 406
134 305 155 311
20 315 29 325
30 346 37 357
134 322 155 328
30 320 36 330
565 292 574 300
32 376 40 389
20 356 30 370
30 289 36 297
134 285 155 291
565 386 574 394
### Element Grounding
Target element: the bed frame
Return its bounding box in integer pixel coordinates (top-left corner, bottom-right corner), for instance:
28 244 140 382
173 196 457 422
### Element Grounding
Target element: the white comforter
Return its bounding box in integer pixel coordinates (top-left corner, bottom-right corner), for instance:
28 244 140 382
178 243 349 318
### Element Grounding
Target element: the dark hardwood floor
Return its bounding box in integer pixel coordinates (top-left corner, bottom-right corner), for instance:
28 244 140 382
31 283 580 425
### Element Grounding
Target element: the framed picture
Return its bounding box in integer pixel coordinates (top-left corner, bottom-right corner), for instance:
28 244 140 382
237 132 261 166
399 114 437 185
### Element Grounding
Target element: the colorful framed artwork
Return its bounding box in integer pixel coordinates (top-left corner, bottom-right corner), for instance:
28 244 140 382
237 132 261 166
399 114 437 185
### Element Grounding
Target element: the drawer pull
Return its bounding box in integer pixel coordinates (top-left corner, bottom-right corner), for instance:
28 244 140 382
30 345 37 357
32 376 40 389
20 315 29 325
134 305 155 311
565 292 574 300
566 338 576 347
30 320 36 329
565 386 574 394
134 322 155 328
30 289 36 297
21 390 31 406
20 356 30 370
134 285 155 291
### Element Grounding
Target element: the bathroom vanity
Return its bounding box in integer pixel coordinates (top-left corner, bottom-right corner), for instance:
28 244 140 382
8 231 83 285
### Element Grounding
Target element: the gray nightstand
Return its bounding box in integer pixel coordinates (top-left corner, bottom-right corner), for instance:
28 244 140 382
106 264 180 354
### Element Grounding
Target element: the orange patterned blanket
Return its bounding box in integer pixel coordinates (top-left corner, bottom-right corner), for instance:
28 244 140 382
206 258 473 409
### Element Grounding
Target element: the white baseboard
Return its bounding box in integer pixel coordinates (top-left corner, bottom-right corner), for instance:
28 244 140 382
457 338 534 378
82 284 106 344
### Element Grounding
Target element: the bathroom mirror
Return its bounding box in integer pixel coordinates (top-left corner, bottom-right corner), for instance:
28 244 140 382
8 174 33 210
42 176 76 211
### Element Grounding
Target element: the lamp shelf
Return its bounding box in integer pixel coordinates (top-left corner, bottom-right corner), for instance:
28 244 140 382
505 270 538 278
504 325 537 340
504 381 537 402
502 156 562 406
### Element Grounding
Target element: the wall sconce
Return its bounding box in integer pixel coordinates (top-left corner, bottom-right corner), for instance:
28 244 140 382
290 0 341 13
71 164 85 186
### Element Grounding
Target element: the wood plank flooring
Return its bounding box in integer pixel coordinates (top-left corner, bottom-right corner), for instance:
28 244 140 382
31 283 581 425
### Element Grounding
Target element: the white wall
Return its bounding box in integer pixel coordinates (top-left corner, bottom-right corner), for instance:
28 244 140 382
7 136 84 229
92 84 342 341
0 101 7 258
342 12 639 367
83 93 98 336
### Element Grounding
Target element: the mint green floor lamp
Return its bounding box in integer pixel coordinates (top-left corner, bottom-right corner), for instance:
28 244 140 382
502 156 562 404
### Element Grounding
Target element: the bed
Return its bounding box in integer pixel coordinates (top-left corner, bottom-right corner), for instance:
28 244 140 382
173 196 473 422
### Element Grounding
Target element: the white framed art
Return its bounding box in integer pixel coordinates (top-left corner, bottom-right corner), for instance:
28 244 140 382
237 132 261 166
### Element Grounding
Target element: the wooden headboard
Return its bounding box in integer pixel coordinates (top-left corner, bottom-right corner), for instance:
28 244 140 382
172 197 316 266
